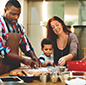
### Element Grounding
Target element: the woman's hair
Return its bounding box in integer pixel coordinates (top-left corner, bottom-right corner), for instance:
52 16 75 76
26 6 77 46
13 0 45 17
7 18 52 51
46 16 71 43
41 38 53 48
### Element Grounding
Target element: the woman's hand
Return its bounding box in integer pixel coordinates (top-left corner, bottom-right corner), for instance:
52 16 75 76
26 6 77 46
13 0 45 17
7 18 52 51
58 57 66 66
58 54 74 66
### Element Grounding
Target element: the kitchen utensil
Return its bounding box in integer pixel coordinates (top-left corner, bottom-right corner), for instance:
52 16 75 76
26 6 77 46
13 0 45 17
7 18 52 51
19 70 34 82
57 66 66 74
60 71 86 82
0 76 23 83
40 73 48 83
50 72 58 83
60 71 70 82
65 78 86 85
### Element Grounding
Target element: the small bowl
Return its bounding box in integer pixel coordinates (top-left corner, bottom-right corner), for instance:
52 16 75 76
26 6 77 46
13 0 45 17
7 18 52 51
58 66 66 72
33 76 40 80
18 74 33 83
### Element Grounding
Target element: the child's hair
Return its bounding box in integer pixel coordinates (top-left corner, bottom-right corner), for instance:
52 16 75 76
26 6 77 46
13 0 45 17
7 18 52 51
41 38 53 48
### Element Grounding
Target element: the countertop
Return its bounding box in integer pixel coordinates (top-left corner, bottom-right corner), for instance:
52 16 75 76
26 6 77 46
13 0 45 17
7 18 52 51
0 67 66 85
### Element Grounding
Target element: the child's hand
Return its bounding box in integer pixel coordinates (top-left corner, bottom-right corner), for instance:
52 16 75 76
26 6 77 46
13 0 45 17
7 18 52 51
45 61 53 66
41 63 46 67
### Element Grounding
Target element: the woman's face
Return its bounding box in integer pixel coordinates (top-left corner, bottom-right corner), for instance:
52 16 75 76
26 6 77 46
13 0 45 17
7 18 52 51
50 20 63 35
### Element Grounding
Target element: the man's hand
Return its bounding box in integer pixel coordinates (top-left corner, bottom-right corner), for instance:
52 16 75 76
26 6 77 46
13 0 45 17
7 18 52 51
32 56 42 67
22 58 37 68
28 50 42 67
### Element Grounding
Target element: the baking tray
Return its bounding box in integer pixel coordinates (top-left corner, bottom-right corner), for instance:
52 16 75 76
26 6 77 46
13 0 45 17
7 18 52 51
0 82 28 85
0 76 23 83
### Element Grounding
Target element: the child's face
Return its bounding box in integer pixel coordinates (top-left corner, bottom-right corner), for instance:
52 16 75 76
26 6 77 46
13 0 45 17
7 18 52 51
42 44 53 57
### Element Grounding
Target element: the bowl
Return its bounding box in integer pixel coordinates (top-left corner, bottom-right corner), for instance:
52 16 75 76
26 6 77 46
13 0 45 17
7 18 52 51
60 71 86 82
18 74 34 83
58 66 66 72
56 66 66 74
60 71 70 82
67 60 86 71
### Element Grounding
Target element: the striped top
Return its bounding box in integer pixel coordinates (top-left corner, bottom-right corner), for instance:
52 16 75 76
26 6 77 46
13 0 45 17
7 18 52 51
39 53 54 64
0 16 33 58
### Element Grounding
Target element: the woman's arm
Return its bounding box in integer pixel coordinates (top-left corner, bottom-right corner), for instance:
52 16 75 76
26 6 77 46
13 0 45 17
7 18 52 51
58 54 73 66
68 33 79 58
58 33 79 66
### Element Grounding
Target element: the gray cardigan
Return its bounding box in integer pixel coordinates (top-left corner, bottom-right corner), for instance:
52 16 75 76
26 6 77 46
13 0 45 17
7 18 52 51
68 33 79 60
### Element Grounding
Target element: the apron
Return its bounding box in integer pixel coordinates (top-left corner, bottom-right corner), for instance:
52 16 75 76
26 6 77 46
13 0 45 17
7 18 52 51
0 33 21 75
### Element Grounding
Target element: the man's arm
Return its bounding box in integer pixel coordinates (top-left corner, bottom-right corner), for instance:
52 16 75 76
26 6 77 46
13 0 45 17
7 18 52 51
19 34 41 67
6 52 37 67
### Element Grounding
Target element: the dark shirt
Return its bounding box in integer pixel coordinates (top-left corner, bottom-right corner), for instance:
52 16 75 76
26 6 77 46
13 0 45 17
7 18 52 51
54 43 69 65
54 33 79 66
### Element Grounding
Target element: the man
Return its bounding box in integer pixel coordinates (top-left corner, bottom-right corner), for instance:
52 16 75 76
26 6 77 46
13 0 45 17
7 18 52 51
0 0 40 75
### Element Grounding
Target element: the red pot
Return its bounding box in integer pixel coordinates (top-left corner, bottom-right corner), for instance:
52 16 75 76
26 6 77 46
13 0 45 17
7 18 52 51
67 60 86 71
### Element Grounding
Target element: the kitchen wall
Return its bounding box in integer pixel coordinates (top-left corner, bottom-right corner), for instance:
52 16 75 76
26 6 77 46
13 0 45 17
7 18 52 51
26 0 86 59
27 0 64 58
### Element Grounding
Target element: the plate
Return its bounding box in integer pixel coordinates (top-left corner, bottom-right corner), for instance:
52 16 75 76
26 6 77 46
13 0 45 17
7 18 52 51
65 78 86 85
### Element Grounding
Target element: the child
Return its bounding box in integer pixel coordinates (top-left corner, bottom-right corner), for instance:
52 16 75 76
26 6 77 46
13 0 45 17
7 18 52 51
39 38 54 67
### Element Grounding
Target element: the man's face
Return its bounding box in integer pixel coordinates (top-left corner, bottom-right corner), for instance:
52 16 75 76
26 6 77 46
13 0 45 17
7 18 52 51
4 5 21 24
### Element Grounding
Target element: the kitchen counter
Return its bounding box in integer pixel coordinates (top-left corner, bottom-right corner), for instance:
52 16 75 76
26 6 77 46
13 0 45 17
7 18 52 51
0 67 66 85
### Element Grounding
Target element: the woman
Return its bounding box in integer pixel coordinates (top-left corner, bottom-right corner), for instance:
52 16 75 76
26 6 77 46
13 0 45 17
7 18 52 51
46 16 79 66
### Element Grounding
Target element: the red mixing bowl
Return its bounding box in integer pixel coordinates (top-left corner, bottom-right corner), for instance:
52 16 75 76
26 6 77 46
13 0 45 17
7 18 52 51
67 60 86 71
